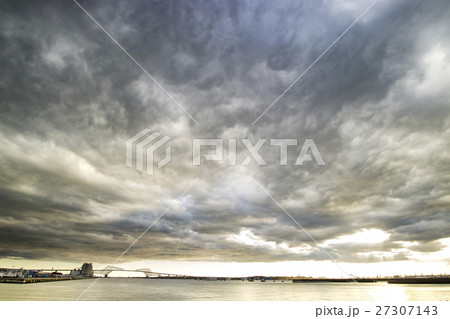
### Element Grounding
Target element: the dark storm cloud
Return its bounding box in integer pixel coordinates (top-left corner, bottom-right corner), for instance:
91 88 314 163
0 0 449 265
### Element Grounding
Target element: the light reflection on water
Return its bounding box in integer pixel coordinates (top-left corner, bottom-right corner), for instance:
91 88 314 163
0 279 449 301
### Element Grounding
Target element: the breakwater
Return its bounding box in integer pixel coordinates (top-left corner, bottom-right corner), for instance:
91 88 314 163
387 277 450 284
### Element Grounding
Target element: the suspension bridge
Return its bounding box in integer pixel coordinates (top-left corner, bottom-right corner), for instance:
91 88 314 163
94 266 181 277
39 266 182 278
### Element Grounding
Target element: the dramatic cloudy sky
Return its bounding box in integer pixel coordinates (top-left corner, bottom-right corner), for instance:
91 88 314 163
1 0 449 277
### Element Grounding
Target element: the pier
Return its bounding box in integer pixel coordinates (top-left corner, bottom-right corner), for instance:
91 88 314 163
0 277 91 284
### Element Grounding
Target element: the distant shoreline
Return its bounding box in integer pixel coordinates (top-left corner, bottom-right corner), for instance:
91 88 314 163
2 275 450 285
0 277 91 284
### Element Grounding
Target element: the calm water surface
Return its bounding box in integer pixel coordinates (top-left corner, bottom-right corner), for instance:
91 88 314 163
1 278 449 301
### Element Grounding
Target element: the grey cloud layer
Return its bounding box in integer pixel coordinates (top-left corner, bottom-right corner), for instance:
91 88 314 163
0 0 449 264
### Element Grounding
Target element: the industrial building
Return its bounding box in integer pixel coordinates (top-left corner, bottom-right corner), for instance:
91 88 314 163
80 263 94 277
0 268 28 278
0 263 94 279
